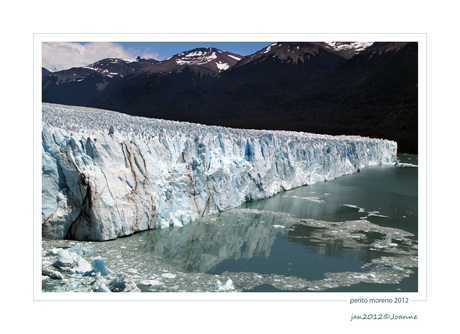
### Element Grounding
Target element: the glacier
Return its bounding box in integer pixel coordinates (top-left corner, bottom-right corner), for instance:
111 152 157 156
42 103 397 241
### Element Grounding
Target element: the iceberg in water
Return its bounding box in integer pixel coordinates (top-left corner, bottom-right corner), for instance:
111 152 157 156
41 103 397 241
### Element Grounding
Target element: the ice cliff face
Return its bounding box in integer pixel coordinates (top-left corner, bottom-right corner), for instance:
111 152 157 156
42 103 397 241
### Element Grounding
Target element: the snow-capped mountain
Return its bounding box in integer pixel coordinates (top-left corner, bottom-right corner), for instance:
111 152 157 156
326 41 373 51
42 103 397 241
42 41 418 153
42 48 242 103
43 57 158 85
44 48 241 79
234 42 337 67
233 41 373 67
360 42 409 55
42 58 155 106
82 57 159 78
325 41 374 58
150 47 243 75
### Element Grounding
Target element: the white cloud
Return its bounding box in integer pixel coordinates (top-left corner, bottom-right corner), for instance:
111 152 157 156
42 42 159 71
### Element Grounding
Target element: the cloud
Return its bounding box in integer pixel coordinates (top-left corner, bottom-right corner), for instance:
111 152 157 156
42 42 159 71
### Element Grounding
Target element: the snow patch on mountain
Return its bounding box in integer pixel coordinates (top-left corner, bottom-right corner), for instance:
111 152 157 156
325 42 374 52
228 54 242 61
82 66 123 78
216 62 230 71
263 44 274 53
42 103 397 241
176 49 218 66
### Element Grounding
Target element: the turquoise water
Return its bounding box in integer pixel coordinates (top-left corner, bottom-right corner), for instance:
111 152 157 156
42 154 418 293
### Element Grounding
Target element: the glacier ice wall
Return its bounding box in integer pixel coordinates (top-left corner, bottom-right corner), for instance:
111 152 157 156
42 103 397 241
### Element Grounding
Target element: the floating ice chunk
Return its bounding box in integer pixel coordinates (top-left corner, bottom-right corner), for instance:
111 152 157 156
395 162 418 167
273 225 285 229
353 274 368 279
288 195 325 203
107 274 141 292
53 249 77 269
342 204 366 213
368 211 389 218
91 256 112 275
139 279 163 286
69 257 93 276
68 246 93 256
42 267 63 280
97 283 111 292
91 272 111 292
50 248 63 255
161 273 176 279
42 260 52 266
216 279 234 291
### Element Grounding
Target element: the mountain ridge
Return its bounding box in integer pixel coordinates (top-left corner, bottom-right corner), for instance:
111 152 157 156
42 41 418 153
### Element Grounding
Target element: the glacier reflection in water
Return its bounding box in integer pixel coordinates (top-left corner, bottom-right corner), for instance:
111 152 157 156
139 209 282 273
41 154 418 292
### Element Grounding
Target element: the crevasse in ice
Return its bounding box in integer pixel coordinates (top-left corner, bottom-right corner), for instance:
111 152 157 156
41 103 397 241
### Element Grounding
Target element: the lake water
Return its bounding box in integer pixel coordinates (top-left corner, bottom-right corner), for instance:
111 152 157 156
42 154 418 293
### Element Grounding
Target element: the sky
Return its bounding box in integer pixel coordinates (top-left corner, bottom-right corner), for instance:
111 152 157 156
42 41 273 71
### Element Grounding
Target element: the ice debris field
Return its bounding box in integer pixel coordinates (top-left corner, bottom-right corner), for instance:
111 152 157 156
42 103 397 241
41 206 418 293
